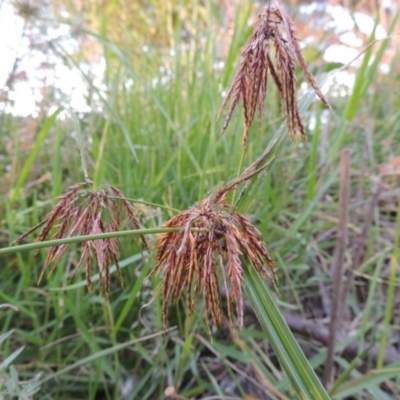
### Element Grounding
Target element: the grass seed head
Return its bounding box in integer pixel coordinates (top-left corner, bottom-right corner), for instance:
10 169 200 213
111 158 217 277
152 184 276 332
15 182 148 300
218 0 331 145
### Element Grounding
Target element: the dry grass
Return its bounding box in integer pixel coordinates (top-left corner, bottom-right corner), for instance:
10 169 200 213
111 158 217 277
151 172 276 331
15 181 148 299
218 0 331 145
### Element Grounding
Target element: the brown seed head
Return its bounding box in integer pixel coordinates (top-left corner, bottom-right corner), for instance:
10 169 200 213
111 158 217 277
15 182 148 299
218 1 331 144
151 185 276 332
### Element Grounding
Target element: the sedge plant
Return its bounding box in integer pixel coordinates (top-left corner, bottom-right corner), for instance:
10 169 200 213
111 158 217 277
3 1 339 398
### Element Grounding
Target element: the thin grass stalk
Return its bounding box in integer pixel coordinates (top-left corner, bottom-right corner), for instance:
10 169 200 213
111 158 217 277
93 119 110 188
231 149 246 207
103 301 120 399
70 111 89 181
377 196 400 368
37 327 176 386
329 367 400 399
107 196 181 213
329 345 375 396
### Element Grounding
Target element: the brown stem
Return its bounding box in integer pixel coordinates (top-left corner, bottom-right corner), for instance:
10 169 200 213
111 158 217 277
340 185 382 319
323 149 351 387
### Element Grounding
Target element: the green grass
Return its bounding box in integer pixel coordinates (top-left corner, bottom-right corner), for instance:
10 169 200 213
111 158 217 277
1 1 400 399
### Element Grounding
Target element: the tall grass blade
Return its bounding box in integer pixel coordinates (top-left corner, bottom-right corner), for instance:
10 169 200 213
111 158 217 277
377 195 400 368
344 20 378 122
37 327 176 385
70 111 89 179
331 368 400 399
0 346 25 369
0 330 14 346
345 12 400 121
244 263 330 399
10 107 62 204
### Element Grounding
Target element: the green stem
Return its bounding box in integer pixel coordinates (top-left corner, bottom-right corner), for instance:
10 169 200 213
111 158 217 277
377 196 400 368
107 196 181 213
0 227 197 256
71 111 90 180
94 119 110 189
231 148 246 207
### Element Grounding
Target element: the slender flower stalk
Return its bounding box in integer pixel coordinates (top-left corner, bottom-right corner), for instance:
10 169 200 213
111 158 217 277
151 173 276 331
15 181 148 299
218 0 331 145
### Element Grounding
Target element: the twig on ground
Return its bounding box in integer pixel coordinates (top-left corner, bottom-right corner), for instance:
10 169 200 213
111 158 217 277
282 313 400 365
235 295 400 365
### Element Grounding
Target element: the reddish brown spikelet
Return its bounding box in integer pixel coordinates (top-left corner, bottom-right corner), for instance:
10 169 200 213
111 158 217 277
15 182 148 299
218 0 331 144
151 185 276 331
